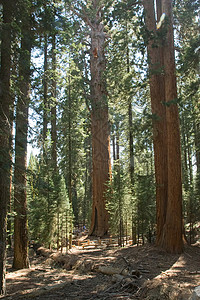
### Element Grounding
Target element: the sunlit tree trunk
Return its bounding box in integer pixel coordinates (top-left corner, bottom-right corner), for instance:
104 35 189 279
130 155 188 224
143 0 183 253
70 0 111 237
89 9 111 236
160 0 183 253
143 0 168 246
13 1 32 269
0 0 13 294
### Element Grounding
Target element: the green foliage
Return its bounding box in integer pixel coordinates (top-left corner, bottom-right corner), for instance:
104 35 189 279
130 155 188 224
27 151 74 248
106 162 133 240
135 174 155 241
9 0 199 247
175 0 200 242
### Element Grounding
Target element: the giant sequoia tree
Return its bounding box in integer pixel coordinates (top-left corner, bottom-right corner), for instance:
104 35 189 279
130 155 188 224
161 0 183 253
143 0 168 250
143 0 183 253
71 0 111 236
89 2 111 236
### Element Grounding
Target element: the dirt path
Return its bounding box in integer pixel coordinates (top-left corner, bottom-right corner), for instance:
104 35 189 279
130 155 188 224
1 243 200 300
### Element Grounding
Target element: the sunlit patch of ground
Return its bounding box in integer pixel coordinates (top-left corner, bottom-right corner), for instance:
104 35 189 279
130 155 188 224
139 245 200 299
1 242 200 299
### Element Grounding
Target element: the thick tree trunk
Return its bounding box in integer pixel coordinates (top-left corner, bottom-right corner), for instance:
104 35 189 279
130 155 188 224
89 16 111 236
0 0 13 294
160 0 183 253
143 0 183 253
90 107 111 236
13 2 31 269
143 0 168 246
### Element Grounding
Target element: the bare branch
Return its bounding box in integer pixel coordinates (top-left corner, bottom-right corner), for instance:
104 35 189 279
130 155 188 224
96 4 104 19
70 5 94 29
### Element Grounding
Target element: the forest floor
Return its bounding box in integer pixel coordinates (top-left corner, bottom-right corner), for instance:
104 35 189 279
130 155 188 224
1 238 200 300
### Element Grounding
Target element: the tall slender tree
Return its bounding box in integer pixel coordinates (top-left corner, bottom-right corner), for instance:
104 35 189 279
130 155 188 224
13 0 32 269
0 0 14 294
43 33 48 152
51 33 57 170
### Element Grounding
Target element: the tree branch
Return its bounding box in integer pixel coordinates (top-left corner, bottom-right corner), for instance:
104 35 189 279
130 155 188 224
70 5 94 29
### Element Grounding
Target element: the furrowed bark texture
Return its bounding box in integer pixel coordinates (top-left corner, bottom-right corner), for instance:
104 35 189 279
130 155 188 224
143 0 168 247
89 11 111 236
161 0 183 253
13 2 32 269
0 0 13 294
143 0 183 253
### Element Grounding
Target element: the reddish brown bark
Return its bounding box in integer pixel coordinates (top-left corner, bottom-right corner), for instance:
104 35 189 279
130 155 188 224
143 0 183 253
13 2 31 269
143 0 168 246
70 0 111 237
0 0 13 294
90 109 111 236
89 5 111 236
160 0 183 253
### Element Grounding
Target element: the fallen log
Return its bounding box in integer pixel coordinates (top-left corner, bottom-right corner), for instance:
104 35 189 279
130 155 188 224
97 265 129 276
36 247 53 257
34 247 78 270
